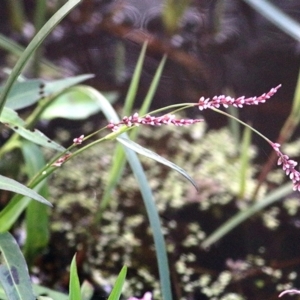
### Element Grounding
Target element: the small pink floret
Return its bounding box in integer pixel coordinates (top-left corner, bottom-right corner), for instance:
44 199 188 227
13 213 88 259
73 135 84 145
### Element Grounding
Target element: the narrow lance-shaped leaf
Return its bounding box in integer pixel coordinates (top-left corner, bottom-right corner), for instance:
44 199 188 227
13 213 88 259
0 175 52 207
0 121 65 152
69 255 81 300
107 266 127 300
116 137 198 190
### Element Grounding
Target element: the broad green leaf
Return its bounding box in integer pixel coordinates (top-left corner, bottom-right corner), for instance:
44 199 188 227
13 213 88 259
3 74 94 110
0 232 35 300
116 137 198 190
107 266 127 300
69 255 81 300
22 142 49 265
0 175 51 207
41 86 105 120
2 122 66 152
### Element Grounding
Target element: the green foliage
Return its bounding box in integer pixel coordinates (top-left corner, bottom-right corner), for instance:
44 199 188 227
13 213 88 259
0 0 300 300
69 255 81 300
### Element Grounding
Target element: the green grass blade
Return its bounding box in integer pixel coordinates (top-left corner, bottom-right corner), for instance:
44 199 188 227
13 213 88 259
0 33 25 56
0 232 35 300
107 266 127 300
69 255 82 300
0 0 82 115
0 33 63 74
22 142 49 265
201 182 293 248
97 55 167 219
123 42 147 115
243 0 300 41
138 55 167 116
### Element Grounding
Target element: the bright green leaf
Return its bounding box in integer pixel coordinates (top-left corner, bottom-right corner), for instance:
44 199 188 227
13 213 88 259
107 266 127 300
69 255 81 300
0 175 52 207
3 123 66 152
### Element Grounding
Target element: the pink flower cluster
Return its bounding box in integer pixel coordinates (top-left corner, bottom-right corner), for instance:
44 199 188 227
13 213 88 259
73 134 84 145
271 143 300 191
198 85 281 110
52 153 72 167
107 113 203 131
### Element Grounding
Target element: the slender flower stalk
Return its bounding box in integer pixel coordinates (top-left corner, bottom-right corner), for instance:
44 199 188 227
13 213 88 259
107 113 203 132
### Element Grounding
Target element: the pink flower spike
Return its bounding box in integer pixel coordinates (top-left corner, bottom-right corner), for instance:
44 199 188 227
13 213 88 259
279 289 300 297
73 135 84 145
107 112 203 131
198 85 281 110
127 292 152 300
271 140 300 191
